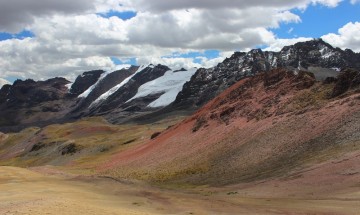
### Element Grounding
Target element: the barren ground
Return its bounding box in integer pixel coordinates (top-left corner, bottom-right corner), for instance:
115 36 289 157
1 166 359 215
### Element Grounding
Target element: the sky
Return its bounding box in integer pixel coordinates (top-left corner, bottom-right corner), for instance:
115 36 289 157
0 0 359 83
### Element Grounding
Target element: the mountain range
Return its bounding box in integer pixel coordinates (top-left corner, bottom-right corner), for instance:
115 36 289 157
0 38 359 132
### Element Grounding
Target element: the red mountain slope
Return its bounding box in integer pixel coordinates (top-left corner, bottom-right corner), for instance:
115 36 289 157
101 68 360 192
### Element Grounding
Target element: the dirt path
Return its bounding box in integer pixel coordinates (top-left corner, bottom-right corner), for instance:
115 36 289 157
0 166 359 215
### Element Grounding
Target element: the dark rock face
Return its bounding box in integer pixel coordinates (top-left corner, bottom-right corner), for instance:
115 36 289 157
70 67 136 116
0 84 11 104
174 68 187 73
0 77 70 108
91 64 170 114
70 70 105 95
61 143 82 155
150 131 161 139
120 92 165 112
332 68 360 97
0 77 73 129
173 39 360 109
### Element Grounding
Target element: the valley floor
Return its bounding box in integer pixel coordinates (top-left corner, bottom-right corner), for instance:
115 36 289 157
1 166 359 215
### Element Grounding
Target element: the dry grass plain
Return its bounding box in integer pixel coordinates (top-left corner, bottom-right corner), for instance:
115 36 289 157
1 166 359 215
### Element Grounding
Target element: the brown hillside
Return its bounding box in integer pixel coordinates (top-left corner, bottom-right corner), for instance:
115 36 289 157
101 68 360 193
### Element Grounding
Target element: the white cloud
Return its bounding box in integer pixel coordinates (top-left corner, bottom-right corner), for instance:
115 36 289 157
0 37 117 81
0 78 10 87
136 50 234 70
265 37 313 51
137 56 201 70
124 0 342 12
0 0 95 33
196 51 234 68
311 0 343 7
32 14 128 45
94 0 132 12
322 22 360 52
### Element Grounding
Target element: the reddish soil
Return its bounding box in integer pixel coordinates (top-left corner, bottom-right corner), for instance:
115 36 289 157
100 69 360 195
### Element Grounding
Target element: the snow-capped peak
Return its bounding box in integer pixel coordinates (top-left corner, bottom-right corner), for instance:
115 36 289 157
89 65 148 107
78 71 111 98
126 67 197 108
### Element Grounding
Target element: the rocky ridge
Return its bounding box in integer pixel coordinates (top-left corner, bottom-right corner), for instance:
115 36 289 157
173 39 360 109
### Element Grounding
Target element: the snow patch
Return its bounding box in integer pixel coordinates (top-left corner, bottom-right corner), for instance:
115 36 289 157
319 47 335 59
78 71 111 98
90 65 146 107
126 68 197 108
65 83 73 91
281 48 292 61
271 56 278 67
241 66 251 73
237 57 245 66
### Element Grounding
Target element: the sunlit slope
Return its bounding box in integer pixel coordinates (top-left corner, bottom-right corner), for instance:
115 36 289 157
0 116 184 173
100 69 360 192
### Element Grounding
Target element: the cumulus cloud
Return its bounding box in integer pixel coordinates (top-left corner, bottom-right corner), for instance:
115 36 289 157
0 0 96 33
125 0 342 12
136 51 233 70
194 51 234 68
265 37 314 51
138 56 201 70
0 0 356 81
0 78 10 87
311 0 343 7
0 37 117 81
322 22 360 52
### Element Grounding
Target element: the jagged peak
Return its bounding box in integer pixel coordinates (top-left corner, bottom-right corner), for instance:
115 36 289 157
281 38 335 52
249 48 263 54
13 78 36 85
80 70 105 77
174 68 187 73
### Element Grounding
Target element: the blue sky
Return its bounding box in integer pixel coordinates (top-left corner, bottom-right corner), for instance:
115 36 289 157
0 30 34 41
0 0 359 82
273 1 360 39
98 10 137 20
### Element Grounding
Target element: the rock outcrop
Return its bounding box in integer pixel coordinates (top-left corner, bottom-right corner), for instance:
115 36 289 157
70 70 105 96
